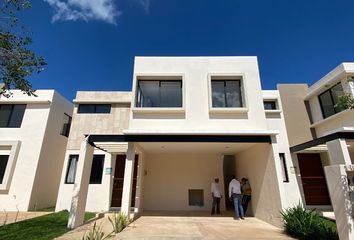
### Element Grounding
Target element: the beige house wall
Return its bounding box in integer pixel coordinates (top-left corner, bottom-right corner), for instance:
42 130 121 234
67 91 131 150
235 143 283 227
277 84 313 147
142 153 225 212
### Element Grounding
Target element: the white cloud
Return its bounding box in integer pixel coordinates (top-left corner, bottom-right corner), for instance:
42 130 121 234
135 0 151 14
44 0 121 24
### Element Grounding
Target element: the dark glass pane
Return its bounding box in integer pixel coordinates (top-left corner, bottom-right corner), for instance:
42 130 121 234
0 155 9 184
211 81 226 107
0 105 12 127
8 105 26 128
264 101 277 110
95 104 111 113
90 155 105 184
61 114 72 137
136 81 160 107
78 104 95 113
65 155 78 184
225 80 242 107
279 153 289 183
160 81 182 107
319 90 335 118
331 83 344 113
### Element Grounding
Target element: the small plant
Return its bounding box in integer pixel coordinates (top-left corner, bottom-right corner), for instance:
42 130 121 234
108 212 129 234
281 203 339 240
82 222 112 240
336 93 354 110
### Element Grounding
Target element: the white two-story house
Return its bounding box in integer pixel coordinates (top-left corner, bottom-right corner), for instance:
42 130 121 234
0 90 73 211
58 57 301 228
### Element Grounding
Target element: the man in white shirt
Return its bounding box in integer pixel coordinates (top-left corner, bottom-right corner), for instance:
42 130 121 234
228 174 244 220
211 178 222 215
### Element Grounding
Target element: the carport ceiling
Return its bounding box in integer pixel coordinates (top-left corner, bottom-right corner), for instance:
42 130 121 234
137 142 259 154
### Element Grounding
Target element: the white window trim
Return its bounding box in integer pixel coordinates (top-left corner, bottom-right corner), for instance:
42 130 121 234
131 73 186 113
207 73 248 113
263 98 282 113
0 141 21 191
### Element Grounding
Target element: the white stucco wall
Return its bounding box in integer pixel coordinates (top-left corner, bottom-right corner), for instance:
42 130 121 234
142 153 225 212
0 90 72 211
235 143 283 227
55 150 113 212
129 57 268 133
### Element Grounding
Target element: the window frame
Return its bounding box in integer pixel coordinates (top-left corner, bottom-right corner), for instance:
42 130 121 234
64 155 79 184
77 104 111 114
208 74 248 113
0 141 20 191
263 100 277 110
279 153 289 183
132 74 185 113
0 104 26 128
60 113 72 137
89 155 105 184
318 82 344 119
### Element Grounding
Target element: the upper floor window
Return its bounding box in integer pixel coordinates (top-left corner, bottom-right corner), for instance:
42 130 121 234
211 80 243 108
136 80 182 108
318 83 344 119
0 104 26 128
77 104 111 114
60 114 72 137
263 100 277 110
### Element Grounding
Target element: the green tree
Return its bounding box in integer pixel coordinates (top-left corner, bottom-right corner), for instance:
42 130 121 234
0 0 46 97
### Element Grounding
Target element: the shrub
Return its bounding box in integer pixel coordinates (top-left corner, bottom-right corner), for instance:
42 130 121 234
108 212 129 234
82 222 112 240
281 203 339 240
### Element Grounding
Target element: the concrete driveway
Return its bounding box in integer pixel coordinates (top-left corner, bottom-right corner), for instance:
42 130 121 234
115 212 294 240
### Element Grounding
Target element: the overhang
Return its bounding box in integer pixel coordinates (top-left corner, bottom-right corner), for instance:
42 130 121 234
290 131 354 153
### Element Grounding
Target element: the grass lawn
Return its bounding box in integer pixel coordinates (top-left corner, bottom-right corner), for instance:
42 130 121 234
0 210 95 240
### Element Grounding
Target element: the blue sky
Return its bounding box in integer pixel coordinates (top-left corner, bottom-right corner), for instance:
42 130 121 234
21 0 354 100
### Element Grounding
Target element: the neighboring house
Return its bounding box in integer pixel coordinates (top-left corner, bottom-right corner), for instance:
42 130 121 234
278 63 354 207
60 57 301 228
0 90 73 211
278 63 354 240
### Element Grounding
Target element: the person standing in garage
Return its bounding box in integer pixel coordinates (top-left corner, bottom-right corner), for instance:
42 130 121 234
211 178 222 215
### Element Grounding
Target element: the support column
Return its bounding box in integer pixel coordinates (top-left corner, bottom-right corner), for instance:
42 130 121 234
67 138 94 229
326 139 352 165
121 142 135 217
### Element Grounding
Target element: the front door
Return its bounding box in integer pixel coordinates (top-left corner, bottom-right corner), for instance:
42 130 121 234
111 155 139 208
297 153 331 205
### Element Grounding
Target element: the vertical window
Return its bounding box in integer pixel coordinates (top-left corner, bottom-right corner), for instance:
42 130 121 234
60 114 72 137
211 80 243 108
279 153 289 183
263 101 277 110
136 80 183 107
0 155 9 184
65 155 79 184
0 104 26 128
318 83 344 119
89 155 105 184
78 104 111 114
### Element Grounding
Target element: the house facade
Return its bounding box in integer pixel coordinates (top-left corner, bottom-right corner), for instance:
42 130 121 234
0 90 73 211
57 57 302 228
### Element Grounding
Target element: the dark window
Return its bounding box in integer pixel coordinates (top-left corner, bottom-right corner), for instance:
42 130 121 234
89 155 105 184
279 153 289 183
0 155 9 184
263 101 277 110
0 104 26 128
136 80 182 107
211 80 243 107
60 114 72 137
318 83 344 119
77 104 111 114
188 189 204 206
65 155 79 184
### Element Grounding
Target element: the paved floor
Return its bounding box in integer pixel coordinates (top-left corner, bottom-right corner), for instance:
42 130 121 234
115 212 294 240
0 211 50 226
